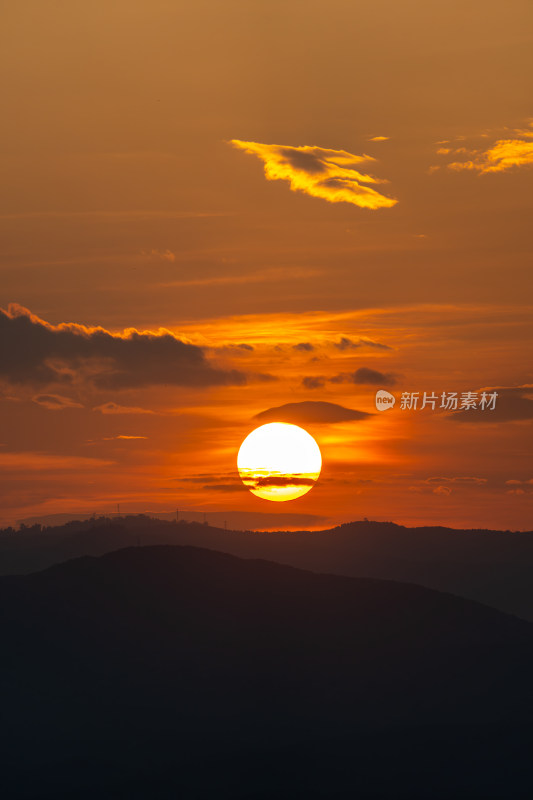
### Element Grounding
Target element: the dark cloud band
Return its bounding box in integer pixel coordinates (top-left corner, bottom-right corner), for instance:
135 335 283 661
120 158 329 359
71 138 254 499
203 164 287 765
0 304 253 390
254 400 371 424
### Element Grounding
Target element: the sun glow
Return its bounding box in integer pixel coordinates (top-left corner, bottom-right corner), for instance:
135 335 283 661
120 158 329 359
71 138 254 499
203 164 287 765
237 422 322 502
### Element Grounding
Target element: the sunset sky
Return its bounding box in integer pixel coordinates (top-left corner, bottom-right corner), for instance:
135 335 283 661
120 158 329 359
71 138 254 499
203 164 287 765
1 0 532 530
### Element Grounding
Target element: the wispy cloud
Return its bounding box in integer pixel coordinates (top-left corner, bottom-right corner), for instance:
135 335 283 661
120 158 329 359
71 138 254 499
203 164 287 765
301 367 397 390
0 452 113 471
32 394 84 410
141 249 176 262
161 267 321 289
0 210 230 221
432 485 452 496
92 402 155 415
333 336 391 351
252 475 317 488
102 435 148 440
330 367 397 386
302 376 326 390
424 476 488 486
230 140 397 209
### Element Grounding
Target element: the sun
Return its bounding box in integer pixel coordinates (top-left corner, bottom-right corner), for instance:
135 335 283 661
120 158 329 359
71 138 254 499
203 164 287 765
237 422 322 502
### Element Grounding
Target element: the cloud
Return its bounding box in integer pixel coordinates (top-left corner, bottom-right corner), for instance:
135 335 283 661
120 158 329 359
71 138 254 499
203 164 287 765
424 476 487 486
252 475 317 488
280 336 391 355
0 210 232 221
0 452 113 471
0 304 252 390
31 394 84 410
512 121 533 138
409 477 488 495
204 483 246 492
161 266 321 289
102 435 148 440
302 376 326 390
178 472 239 484
142 249 176 262
208 342 257 358
432 485 452 496
449 386 533 423
230 140 397 210
446 139 533 174
330 367 397 387
368 136 390 142
334 337 356 351
93 402 156 415
333 337 391 351
254 400 371 425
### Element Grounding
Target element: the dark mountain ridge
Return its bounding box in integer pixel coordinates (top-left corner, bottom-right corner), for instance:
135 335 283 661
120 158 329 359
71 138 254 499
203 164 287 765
3 544 533 798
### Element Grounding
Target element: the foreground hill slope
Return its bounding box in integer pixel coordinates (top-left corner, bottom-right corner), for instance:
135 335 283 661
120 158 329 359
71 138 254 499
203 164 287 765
2 545 533 798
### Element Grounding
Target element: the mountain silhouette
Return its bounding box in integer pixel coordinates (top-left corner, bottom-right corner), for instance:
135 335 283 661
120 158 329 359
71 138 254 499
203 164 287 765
2 544 533 798
4 515 533 622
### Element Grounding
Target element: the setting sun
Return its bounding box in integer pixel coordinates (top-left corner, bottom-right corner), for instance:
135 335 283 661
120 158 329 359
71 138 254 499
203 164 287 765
237 422 322 501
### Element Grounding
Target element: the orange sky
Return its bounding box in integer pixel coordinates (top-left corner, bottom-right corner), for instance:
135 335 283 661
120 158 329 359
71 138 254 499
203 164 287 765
1 1 532 529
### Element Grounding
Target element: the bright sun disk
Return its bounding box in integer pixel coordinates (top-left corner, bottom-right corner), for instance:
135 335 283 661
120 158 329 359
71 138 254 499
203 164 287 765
237 422 322 502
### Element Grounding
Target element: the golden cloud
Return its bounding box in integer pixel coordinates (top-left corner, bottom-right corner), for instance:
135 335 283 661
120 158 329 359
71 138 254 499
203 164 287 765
230 140 397 209
102 435 148 440
447 138 533 174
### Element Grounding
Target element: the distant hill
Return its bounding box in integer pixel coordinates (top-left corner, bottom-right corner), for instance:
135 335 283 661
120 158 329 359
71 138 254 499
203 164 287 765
2 544 533 798
3 515 533 622
16 508 327 531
